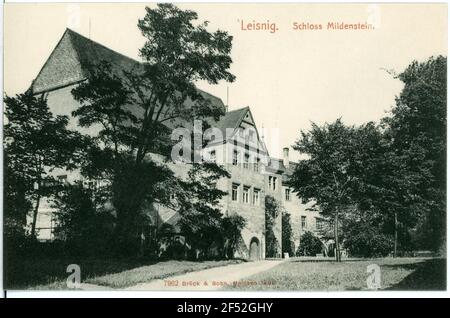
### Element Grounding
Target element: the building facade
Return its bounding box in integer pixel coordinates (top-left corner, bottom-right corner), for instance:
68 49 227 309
28 29 322 259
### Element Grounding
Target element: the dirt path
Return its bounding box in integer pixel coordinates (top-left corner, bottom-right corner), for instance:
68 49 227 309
124 260 284 291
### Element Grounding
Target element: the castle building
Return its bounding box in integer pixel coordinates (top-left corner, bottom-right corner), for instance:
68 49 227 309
28 29 322 259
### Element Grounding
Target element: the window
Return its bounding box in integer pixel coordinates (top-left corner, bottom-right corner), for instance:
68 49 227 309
244 153 250 169
269 176 277 191
285 188 291 201
209 150 216 163
232 183 239 201
254 157 260 172
301 216 307 230
243 186 250 204
252 188 260 205
316 218 323 231
232 150 239 166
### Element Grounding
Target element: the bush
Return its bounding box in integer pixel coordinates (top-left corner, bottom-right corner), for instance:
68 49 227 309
51 183 115 257
341 217 394 257
266 230 279 258
160 237 187 260
296 232 323 256
344 231 393 257
282 212 295 256
265 196 281 257
221 214 246 259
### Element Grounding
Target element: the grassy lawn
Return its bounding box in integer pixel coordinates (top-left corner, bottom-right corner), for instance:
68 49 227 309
7 256 444 291
6 256 152 290
86 259 242 288
224 257 446 291
6 257 243 290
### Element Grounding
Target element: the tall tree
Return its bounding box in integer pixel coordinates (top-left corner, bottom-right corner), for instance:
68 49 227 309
221 214 246 259
51 182 115 256
132 3 235 163
265 195 281 258
71 4 235 252
4 92 84 238
4 151 32 246
281 211 294 256
176 162 231 259
289 120 386 261
382 56 446 253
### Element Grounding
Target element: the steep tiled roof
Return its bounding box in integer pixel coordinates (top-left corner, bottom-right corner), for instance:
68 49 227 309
31 28 225 111
204 106 273 157
211 106 249 137
68 28 142 81
31 29 141 94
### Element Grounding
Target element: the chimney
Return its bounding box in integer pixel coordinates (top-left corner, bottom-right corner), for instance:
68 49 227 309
283 147 289 169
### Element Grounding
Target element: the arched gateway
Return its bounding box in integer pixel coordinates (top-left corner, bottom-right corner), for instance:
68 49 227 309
249 237 260 261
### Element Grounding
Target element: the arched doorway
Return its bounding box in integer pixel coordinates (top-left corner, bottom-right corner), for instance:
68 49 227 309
249 237 260 261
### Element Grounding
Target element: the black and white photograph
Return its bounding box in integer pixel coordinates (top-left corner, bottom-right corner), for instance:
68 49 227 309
1 1 448 297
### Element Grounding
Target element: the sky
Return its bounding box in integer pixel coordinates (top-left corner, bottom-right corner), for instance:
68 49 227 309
3 3 448 160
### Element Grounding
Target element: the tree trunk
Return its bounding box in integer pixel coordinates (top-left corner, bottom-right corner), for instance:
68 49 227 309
114 214 138 256
30 191 41 238
112 170 145 256
334 208 341 262
393 211 398 258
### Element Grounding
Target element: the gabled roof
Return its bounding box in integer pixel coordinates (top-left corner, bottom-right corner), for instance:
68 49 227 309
31 28 225 111
68 28 141 75
205 106 269 156
31 28 142 94
212 106 249 137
